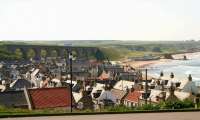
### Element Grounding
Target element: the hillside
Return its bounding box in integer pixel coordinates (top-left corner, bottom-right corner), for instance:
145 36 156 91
1 40 200 61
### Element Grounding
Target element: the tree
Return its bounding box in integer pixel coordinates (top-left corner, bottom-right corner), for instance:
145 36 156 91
95 49 105 61
51 50 58 58
152 47 161 52
40 49 47 58
63 49 68 59
14 48 23 60
72 51 77 58
135 46 146 51
27 49 36 59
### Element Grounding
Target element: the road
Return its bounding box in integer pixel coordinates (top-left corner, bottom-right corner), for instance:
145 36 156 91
2 112 200 120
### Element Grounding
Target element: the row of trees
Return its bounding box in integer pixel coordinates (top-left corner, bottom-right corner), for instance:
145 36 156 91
134 46 161 52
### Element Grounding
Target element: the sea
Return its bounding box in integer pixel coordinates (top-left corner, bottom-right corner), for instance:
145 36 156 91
148 53 200 86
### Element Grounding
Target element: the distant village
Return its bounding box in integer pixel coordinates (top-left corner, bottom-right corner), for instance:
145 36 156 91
0 53 200 111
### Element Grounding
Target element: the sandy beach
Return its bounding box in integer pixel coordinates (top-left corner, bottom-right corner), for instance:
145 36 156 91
172 52 200 60
121 52 200 69
121 59 171 68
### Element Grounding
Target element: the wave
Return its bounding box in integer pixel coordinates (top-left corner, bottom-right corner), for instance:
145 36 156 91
148 59 200 84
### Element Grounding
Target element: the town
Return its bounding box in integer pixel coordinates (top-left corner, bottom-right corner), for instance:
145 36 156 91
0 44 200 113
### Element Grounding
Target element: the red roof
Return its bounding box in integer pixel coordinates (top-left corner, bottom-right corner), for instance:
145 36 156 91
124 90 141 103
28 87 72 109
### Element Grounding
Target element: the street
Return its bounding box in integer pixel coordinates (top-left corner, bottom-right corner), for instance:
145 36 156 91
2 112 200 120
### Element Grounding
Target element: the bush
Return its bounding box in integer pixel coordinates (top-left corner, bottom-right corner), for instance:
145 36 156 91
105 105 133 112
136 104 160 110
160 99 195 109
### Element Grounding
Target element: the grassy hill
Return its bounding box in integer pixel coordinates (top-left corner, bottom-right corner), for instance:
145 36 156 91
1 40 200 61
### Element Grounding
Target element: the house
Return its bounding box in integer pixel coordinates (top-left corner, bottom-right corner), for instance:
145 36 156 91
97 90 117 106
111 89 127 105
147 89 195 104
9 79 32 90
64 80 82 92
24 87 74 110
113 80 135 91
0 85 6 92
98 70 111 80
0 90 28 108
91 83 116 106
91 83 105 99
178 79 199 95
96 80 117 87
118 72 139 81
30 68 41 87
10 68 20 80
154 74 199 95
166 88 195 102
76 90 94 110
102 64 124 73
48 78 62 87
73 92 83 103
124 89 142 107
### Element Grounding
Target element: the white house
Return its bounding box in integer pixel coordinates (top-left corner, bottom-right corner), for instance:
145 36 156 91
91 83 116 104
113 80 135 91
178 79 199 95
30 68 43 87
148 89 194 103
154 75 199 95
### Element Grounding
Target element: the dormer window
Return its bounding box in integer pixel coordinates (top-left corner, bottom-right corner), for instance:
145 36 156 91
175 82 181 87
156 96 159 101
164 80 168 85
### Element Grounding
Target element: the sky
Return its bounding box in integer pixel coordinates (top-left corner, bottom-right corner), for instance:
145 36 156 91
0 0 199 41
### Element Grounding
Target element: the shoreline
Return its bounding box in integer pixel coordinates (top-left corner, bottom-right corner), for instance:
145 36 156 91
121 51 200 69
121 59 171 69
172 52 200 60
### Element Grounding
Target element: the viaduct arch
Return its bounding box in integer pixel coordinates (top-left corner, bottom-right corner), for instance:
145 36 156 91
5 45 99 60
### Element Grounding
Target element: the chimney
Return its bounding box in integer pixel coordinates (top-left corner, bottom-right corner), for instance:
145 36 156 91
82 90 88 96
169 83 175 96
126 86 129 93
170 72 174 79
160 71 164 77
188 74 192 81
130 85 135 92
104 83 111 91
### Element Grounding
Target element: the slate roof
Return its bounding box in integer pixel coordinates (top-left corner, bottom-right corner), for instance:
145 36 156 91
27 87 73 109
10 79 32 90
96 80 117 86
0 90 28 108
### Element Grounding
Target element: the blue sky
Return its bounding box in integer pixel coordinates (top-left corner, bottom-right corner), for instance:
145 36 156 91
0 0 199 40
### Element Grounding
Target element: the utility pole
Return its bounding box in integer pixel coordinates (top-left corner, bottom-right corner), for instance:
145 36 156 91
137 67 160 105
145 68 148 105
69 52 73 113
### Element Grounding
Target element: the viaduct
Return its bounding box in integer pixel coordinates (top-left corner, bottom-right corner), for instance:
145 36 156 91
5 44 100 60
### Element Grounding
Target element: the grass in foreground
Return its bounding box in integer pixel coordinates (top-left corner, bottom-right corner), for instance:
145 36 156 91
0 100 199 117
